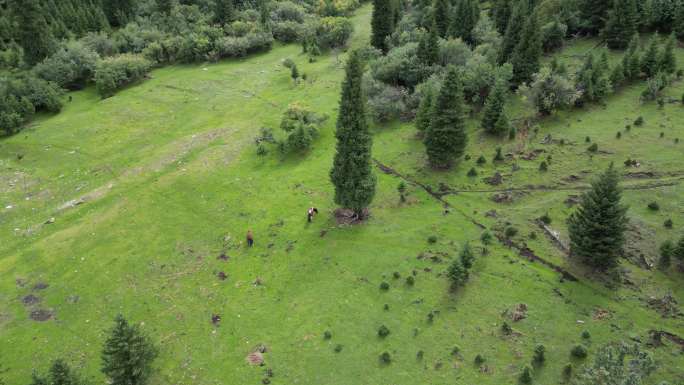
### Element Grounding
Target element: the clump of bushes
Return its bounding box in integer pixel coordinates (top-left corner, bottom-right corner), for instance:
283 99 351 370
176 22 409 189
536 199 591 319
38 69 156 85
277 102 327 153
647 202 660 211
379 282 390 291
1 75 64 136
379 351 391 364
94 54 152 98
378 325 390 338
33 41 99 89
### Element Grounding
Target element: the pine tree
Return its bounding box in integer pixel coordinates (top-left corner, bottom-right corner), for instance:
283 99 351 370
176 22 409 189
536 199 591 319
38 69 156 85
641 36 661 78
610 62 625 89
481 76 508 135
424 66 467 168
602 0 637 50
371 0 393 53
415 87 435 133
491 0 512 34
567 164 628 270
579 0 611 35
29 359 82 385
101 315 158 385
674 2 684 41
660 33 677 74
104 0 135 27
499 0 527 64
433 0 450 38
12 0 54 65
577 52 611 103
449 0 480 45
214 0 235 25
330 51 376 218
511 11 542 85
417 22 439 66
622 34 642 80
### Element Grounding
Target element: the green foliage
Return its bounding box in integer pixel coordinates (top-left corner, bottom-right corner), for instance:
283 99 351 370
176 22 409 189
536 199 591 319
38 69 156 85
34 41 100 89
330 51 376 217
30 359 86 385
533 344 546 365
481 75 509 136
539 161 548 172
511 11 543 85
571 344 588 359
415 87 435 133
94 54 152 98
101 315 158 385
603 0 638 49
433 0 450 38
378 324 390 337
675 235 684 261
574 343 655 385
447 258 469 288
493 147 504 162
567 164 628 270
371 0 393 52
659 240 674 269
214 0 236 25
499 0 527 64
460 242 475 269
278 102 327 153
449 0 480 45
622 34 642 81
660 33 677 74
417 23 439 66
518 365 532 384
491 0 512 34
519 67 579 115
579 0 611 34
467 167 478 177
542 19 567 53
12 0 55 65
379 351 391 363
1 75 64 136
576 52 612 104
424 66 467 168
641 36 661 78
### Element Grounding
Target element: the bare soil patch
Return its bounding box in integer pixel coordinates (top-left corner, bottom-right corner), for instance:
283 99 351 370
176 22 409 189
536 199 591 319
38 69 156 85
22 295 40 305
30 309 53 321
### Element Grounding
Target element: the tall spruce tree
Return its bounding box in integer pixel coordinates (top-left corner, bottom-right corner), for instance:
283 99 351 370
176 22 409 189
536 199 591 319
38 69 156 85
424 66 467 168
499 0 527 64
415 87 435 133
371 0 393 53
157 0 173 14
567 164 628 270
330 51 376 218
622 34 642 80
417 21 439 65
603 0 638 50
481 76 508 135
675 2 684 41
449 0 480 45
576 52 612 103
104 0 135 27
30 359 83 385
510 11 542 85
579 0 611 35
12 0 54 65
101 315 158 385
660 33 677 74
491 0 512 34
641 36 661 78
433 0 450 38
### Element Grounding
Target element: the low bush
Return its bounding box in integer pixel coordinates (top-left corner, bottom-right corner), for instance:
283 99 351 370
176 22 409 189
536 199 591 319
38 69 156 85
378 325 390 338
34 41 100 89
571 344 588 359
94 54 152 98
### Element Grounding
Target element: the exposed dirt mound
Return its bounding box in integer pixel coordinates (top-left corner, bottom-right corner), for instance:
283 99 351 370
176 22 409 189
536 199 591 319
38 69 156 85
246 352 264 366
521 149 545 160
509 303 528 322
30 309 53 321
217 253 229 261
211 314 221 325
22 295 40 305
564 195 580 206
592 308 612 320
334 208 369 225
625 171 657 179
484 172 503 186
647 293 681 318
217 271 228 280
33 282 49 290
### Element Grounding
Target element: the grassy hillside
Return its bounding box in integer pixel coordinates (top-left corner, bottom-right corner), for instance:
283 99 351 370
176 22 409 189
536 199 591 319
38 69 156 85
1 4 683 384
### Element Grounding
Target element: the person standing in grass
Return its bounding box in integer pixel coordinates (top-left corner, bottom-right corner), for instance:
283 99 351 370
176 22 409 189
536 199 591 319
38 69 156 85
246 229 254 247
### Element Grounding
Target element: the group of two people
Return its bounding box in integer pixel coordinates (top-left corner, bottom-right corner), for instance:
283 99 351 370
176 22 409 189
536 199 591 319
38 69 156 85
246 207 318 247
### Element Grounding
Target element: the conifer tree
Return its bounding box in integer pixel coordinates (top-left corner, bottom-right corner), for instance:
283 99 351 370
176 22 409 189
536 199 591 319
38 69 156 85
579 0 611 35
101 315 158 385
330 51 376 218
674 2 684 41
567 164 628 270
371 0 393 53
603 0 638 50
576 52 611 103
214 0 235 25
417 22 439 66
660 33 677 75
12 0 54 65
499 0 527 64
491 0 512 34
481 76 508 135
30 359 84 385
610 62 625 89
641 36 661 78
424 66 467 168
449 0 480 45
622 34 642 80
433 0 450 38
415 87 435 133
104 0 135 27
511 11 542 85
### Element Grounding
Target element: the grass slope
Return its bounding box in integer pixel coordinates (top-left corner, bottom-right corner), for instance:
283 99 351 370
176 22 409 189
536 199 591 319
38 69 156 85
1 5 683 384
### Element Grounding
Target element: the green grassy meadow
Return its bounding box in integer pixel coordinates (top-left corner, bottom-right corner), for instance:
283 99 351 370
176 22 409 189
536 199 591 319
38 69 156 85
1 4 683 384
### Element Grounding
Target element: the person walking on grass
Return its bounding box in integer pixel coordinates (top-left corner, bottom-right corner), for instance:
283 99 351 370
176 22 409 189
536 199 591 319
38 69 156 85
246 229 254 247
